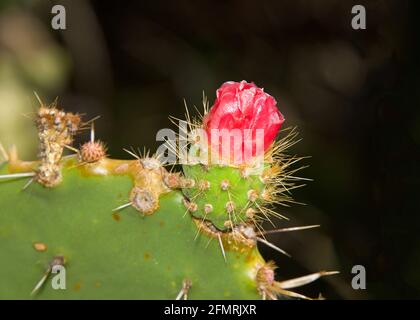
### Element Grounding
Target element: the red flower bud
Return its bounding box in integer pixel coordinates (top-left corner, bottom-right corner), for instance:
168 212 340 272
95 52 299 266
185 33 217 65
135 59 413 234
203 81 284 164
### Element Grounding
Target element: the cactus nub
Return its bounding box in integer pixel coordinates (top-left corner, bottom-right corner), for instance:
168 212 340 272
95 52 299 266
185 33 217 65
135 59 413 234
80 141 107 163
35 98 81 187
130 187 159 215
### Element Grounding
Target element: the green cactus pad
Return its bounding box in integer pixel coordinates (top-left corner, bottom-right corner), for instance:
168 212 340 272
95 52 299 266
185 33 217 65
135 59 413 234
182 164 266 230
0 159 263 299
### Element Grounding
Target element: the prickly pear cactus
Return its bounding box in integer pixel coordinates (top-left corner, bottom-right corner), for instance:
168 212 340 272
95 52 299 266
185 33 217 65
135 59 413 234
0 81 337 299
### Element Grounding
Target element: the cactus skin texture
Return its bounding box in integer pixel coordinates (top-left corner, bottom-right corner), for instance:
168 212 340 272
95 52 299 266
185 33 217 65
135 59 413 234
182 164 266 230
0 82 337 300
0 158 262 299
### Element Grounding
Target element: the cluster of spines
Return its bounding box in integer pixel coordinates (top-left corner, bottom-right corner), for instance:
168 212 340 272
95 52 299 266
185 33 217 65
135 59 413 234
78 123 108 164
35 96 81 187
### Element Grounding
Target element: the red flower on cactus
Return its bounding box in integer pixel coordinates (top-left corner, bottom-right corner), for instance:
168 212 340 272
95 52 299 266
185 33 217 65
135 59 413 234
203 80 284 164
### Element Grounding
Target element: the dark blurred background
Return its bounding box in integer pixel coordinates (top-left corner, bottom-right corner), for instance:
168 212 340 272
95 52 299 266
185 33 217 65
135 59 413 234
1 0 419 299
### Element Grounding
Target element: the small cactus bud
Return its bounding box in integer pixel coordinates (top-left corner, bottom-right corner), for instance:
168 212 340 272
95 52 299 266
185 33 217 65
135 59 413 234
224 220 233 228
240 167 251 178
236 223 256 239
261 189 271 202
183 198 198 212
180 178 196 189
247 189 259 202
245 208 256 219
163 172 181 189
50 255 66 268
130 187 158 214
257 262 276 287
80 141 106 163
220 179 230 191
198 180 211 191
204 203 213 214
225 201 235 213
